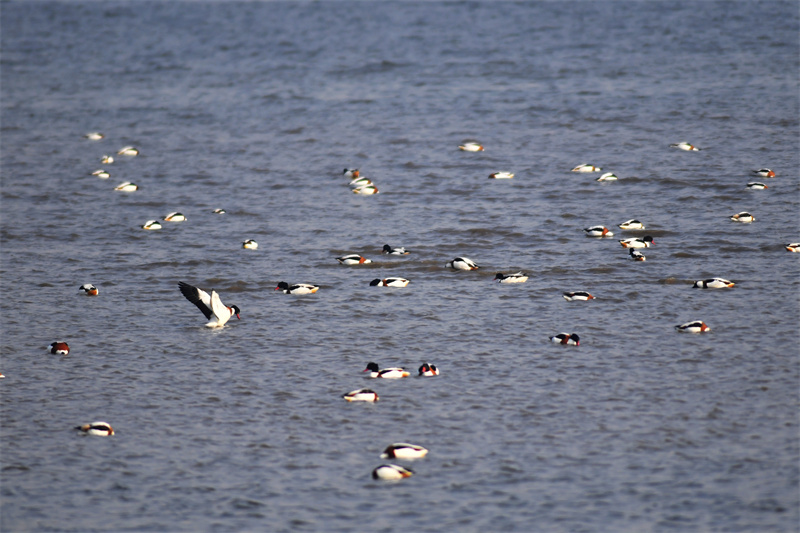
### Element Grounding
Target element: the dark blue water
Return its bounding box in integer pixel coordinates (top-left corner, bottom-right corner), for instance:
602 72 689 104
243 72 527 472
2 2 798 531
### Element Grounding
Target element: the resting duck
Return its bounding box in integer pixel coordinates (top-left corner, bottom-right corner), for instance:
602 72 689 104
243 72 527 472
670 142 700 151
562 291 594 301
114 181 138 192
242 239 258 250
372 464 413 480
84 132 104 140
693 278 734 289
488 171 514 179
382 244 410 255
92 169 110 179
418 363 439 377
343 168 360 179
337 254 372 265
729 212 754 223
571 163 602 172
675 321 711 333
141 220 161 230
275 282 319 294
101 155 114 164
446 257 479 270
752 168 775 178
370 278 409 287
595 172 618 182
550 333 580 345
629 249 646 261
494 272 528 283
584 226 614 237
381 443 429 459
363 362 409 379
49 341 70 355
117 146 139 156
619 236 654 248
75 421 114 436
342 388 379 402
79 284 98 296
618 219 645 230
212 208 226 214
163 212 187 222
459 142 484 152
746 182 768 190
785 243 800 253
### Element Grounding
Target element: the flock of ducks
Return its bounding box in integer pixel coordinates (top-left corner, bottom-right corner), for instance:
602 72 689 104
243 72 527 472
45 133 795 483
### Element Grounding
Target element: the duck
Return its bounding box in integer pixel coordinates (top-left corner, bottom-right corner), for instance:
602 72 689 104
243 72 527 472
629 249 646 261
363 362 410 379
619 236 654 248
446 257 479 270
418 363 439 377
79 284 98 296
343 168 360 180
337 254 372 265
372 464 413 480
595 172 618 182
84 132 104 140
117 146 139 156
459 142 484 152
352 184 379 195
382 244 410 255
785 243 800 253
494 272 528 283
571 163 602 172
275 282 319 295
141 220 162 230
178 281 240 327
729 212 754 223
693 278 734 289
370 278 410 287
91 169 110 179
746 182 768 190
342 388 379 402
242 239 258 250
101 155 114 164
562 291 594 301
212 208 227 214
348 177 373 188
489 171 514 179
49 341 70 355
75 421 114 436
675 321 711 333
670 142 700 151
550 333 580 345
114 181 137 192
163 212 187 222
381 443 429 459
584 226 614 237
618 219 645 230
752 168 775 178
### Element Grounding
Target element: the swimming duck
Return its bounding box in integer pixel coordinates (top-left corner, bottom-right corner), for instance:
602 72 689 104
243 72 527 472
785 243 800 252
619 236 654 248
337 254 372 265
163 212 187 222
418 363 439 377
101 155 114 164
212 208 226 214
618 219 645 230
142 220 162 230
49 341 70 355
693 278 734 289
79 284 98 296
670 142 700 151
752 168 775 178
459 142 484 152
117 146 139 156
571 163 602 172
489 171 514 179
584 226 614 237
342 388 379 402
363 362 410 379
562 291 594 301
114 181 137 192
381 443 429 459
494 272 528 283
629 249 646 261
746 182 768 190
75 421 114 436
353 184 379 195
178 281 241 327
595 172 618 182
382 244 410 255
550 333 580 345
275 282 319 295
729 212 754 223
372 464 413 480
91 169 110 179
242 239 258 250
343 168 360 179
349 177 373 188
675 321 711 333
370 278 410 287
446 257 479 270
84 132 104 140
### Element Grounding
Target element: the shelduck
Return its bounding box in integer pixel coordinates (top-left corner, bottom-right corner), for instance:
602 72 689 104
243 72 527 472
382 244 410 255
729 212 754 223
459 142 484 152
343 169 360 179
670 142 700 151
275 282 319 295
785 243 800 253
595 172 618 182
629 249 646 261
494 272 528 283
114 181 137 191
372 464 413 480
381 443 429 459
446 257 479 270
353 185 379 195
91 169 110 179
49 341 70 355
337 254 372 265
79 284 98 296
619 236 654 248
163 212 187 222
618 219 645 230
562 291 594 301
101 155 114 164
178 281 240 327
141 220 161 230
370 278 409 287
242 239 258 250
752 168 775 178
84 132 104 140
489 172 514 179
75 421 114 436
342 388 379 402
746 182 768 190
418 363 439 377
117 146 139 156
212 208 226 214
364 362 409 379
584 226 614 237
550 333 580 345
675 321 711 333
693 278 734 289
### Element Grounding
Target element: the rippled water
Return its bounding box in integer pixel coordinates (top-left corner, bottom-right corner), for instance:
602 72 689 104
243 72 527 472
2 1 798 532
